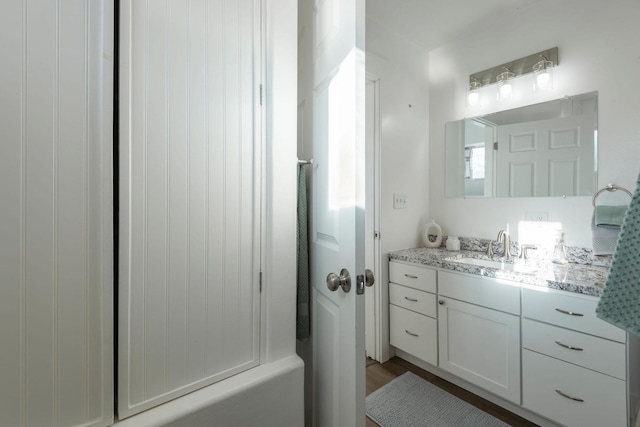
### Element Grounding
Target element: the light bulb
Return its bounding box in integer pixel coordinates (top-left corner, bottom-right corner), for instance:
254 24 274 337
497 69 515 101
499 83 512 99
468 91 480 107
533 57 554 91
536 71 551 87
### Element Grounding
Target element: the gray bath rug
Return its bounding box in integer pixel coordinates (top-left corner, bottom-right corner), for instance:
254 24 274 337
366 372 510 427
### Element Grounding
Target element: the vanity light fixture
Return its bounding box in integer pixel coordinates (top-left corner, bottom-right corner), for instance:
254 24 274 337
533 54 554 91
497 68 515 101
467 47 558 106
467 78 482 107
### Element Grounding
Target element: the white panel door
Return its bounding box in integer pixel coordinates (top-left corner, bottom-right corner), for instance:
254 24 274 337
119 0 261 418
0 1 114 426
311 0 366 425
496 115 595 197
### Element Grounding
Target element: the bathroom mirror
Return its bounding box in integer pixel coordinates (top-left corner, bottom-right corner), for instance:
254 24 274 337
445 92 597 198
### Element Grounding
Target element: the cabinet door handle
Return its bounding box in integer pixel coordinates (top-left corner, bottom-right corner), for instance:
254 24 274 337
555 308 584 317
404 274 418 279
555 340 584 351
438 300 445 305
404 330 419 337
404 296 418 302
555 389 584 402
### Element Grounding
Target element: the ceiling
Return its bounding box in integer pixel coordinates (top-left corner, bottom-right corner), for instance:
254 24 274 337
366 0 543 52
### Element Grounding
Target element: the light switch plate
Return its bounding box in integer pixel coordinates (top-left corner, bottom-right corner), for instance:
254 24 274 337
393 193 407 209
525 211 548 222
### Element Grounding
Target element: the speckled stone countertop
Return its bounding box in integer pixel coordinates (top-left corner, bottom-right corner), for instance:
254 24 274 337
388 246 610 298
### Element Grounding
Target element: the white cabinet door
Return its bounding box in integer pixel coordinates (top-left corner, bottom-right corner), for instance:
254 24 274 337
119 0 261 418
438 297 521 403
0 1 114 426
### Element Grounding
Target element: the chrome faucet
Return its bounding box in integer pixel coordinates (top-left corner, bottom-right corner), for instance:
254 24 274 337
497 230 512 258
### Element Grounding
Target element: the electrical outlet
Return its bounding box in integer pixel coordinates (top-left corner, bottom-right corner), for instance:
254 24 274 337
393 193 407 209
525 211 548 222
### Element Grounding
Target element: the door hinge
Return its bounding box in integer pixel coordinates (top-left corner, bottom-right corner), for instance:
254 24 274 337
493 142 498 150
259 271 262 292
259 84 263 106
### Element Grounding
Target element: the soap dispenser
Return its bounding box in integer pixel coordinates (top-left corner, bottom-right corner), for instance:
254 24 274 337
552 231 568 264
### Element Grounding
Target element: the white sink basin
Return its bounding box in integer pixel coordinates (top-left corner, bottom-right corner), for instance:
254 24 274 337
446 257 536 274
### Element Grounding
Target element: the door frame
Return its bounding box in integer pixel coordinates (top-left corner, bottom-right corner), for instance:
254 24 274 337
365 73 383 361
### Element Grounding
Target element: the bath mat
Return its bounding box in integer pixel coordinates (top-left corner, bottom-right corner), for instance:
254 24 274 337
366 372 509 427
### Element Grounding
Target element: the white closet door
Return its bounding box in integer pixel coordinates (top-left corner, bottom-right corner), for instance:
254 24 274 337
118 0 262 419
0 1 114 426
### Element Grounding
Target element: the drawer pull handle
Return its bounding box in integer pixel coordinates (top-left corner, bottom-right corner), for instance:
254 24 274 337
555 389 584 403
404 297 418 302
405 330 419 337
404 274 418 279
555 341 584 351
555 308 584 317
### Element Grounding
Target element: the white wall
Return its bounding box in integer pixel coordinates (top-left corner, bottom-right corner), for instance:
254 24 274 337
366 17 430 361
429 0 640 248
367 17 431 253
264 0 299 364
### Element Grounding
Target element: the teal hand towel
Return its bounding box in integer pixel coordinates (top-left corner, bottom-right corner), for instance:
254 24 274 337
595 205 628 228
596 173 640 335
296 164 310 340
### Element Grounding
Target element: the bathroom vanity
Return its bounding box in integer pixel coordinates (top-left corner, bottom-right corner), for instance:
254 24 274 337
388 245 639 427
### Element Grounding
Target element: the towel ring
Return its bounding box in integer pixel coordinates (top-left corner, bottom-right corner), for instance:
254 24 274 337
592 184 633 207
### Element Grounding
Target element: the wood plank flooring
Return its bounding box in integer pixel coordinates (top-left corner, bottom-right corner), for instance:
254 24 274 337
366 357 538 427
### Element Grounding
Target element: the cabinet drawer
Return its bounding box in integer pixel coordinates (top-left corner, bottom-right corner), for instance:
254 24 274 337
523 350 626 427
438 271 520 314
522 318 626 380
390 304 437 365
522 288 626 343
389 261 437 293
389 283 436 317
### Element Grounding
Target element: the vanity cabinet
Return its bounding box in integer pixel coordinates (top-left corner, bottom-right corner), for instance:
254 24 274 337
437 271 521 404
387 255 637 427
388 261 438 365
521 287 628 427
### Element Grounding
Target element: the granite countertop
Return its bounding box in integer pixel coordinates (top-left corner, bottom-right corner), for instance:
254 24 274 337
388 247 610 298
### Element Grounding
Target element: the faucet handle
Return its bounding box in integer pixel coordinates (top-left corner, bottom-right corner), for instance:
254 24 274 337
520 244 537 259
484 240 494 257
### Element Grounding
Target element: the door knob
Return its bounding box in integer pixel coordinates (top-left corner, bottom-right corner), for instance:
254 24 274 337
326 268 351 293
365 269 375 287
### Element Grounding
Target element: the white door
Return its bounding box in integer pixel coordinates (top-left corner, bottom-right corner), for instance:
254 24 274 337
496 115 595 197
311 0 366 425
0 1 114 426
119 0 261 418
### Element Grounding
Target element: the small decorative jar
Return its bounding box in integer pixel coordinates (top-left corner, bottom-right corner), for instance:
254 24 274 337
446 236 461 251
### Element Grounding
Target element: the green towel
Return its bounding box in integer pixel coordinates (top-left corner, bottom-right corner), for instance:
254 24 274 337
596 173 640 335
296 164 310 340
595 205 628 228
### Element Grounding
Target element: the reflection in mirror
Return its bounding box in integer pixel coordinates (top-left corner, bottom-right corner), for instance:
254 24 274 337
445 92 598 198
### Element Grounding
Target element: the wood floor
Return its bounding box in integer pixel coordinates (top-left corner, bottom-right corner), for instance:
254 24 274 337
365 357 538 427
